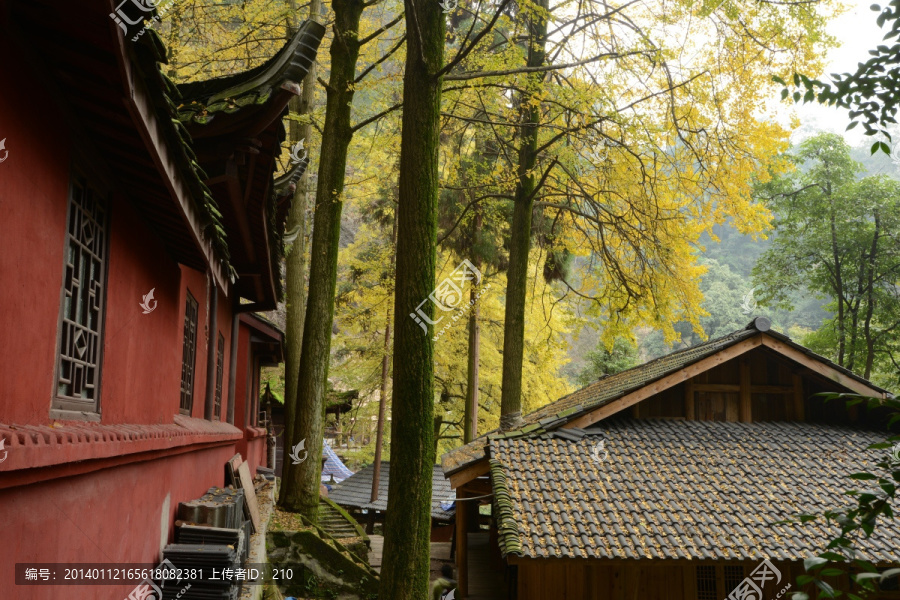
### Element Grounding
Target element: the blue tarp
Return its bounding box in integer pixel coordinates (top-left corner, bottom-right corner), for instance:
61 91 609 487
320 439 354 483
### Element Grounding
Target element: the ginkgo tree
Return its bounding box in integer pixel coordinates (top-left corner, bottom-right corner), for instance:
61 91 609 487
436 0 837 426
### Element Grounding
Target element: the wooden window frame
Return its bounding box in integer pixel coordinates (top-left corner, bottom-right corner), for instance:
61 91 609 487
51 173 111 421
179 292 199 415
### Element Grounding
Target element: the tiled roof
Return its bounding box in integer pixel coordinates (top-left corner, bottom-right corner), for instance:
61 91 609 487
442 320 892 478
177 21 325 126
328 462 456 522
489 419 900 562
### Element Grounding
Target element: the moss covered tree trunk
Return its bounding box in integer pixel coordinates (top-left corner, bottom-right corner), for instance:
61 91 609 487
279 0 366 521
282 0 320 455
499 0 549 430
371 218 397 503
378 0 445 597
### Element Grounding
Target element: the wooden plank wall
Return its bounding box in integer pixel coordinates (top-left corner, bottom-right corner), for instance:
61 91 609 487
631 346 861 425
513 560 869 600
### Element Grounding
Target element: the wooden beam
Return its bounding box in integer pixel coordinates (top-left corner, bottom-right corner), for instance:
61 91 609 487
760 336 885 398
457 489 468 598
684 379 695 420
750 385 794 394
448 457 490 490
792 373 805 421
563 336 763 430
692 382 793 394
464 477 493 496
693 383 740 392
739 358 751 423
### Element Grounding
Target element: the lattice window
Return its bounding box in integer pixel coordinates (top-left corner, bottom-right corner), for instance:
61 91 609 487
214 333 224 419
180 293 199 413
697 566 718 600
53 178 109 414
724 566 746 594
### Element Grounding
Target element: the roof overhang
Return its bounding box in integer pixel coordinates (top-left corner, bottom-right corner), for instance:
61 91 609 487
9 0 231 290
240 312 284 365
178 21 324 308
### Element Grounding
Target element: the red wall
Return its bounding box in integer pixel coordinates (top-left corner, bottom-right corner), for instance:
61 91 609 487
234 327 252 430
0 18 273 600
177 268 235 422
100 190 183 424
0 31 71 425
0 444 236 600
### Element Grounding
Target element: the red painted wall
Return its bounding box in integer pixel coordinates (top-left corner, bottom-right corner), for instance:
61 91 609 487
100 190 183 425
233 327 252 430
0 443 236 600
175 268 234 422
0 31 71 425
0 28 240 428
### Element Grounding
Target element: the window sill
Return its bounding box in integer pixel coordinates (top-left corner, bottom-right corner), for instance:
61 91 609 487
49 409 101 423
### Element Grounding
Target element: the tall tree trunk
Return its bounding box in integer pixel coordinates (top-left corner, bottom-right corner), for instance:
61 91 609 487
371 218 398 503
379 0 445 596
281 0 320 459
279 0 366 521
463 206 483 444
862 211 881 378
828 185 847 366
499 0 549 430
464 260 480 442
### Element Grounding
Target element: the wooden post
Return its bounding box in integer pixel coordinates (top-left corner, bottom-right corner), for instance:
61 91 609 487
684 379 695 420
456 489 468 598
739 358 751 423
792 373 805 421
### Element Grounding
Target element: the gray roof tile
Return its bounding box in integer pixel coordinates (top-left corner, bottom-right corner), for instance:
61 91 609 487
328 462 455 522
489 419 900 562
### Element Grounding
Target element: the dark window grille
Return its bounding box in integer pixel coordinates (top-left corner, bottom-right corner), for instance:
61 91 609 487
697 565 718 600
724 566 746 594
214 333 224 419
54 178 109 413
180 293 199 413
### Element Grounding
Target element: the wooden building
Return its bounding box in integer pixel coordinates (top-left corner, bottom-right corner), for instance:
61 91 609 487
329 462 456 540
0 3 322 598
443 318 900 599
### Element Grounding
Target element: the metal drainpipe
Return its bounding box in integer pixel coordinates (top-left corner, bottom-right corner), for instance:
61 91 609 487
204 278 219 421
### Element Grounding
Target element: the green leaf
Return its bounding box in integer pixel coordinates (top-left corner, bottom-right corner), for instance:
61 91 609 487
850 472 877 480
805 556 829 571
819 552 846 561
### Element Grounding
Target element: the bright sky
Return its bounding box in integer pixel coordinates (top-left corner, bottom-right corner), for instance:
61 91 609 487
790 0 888 145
